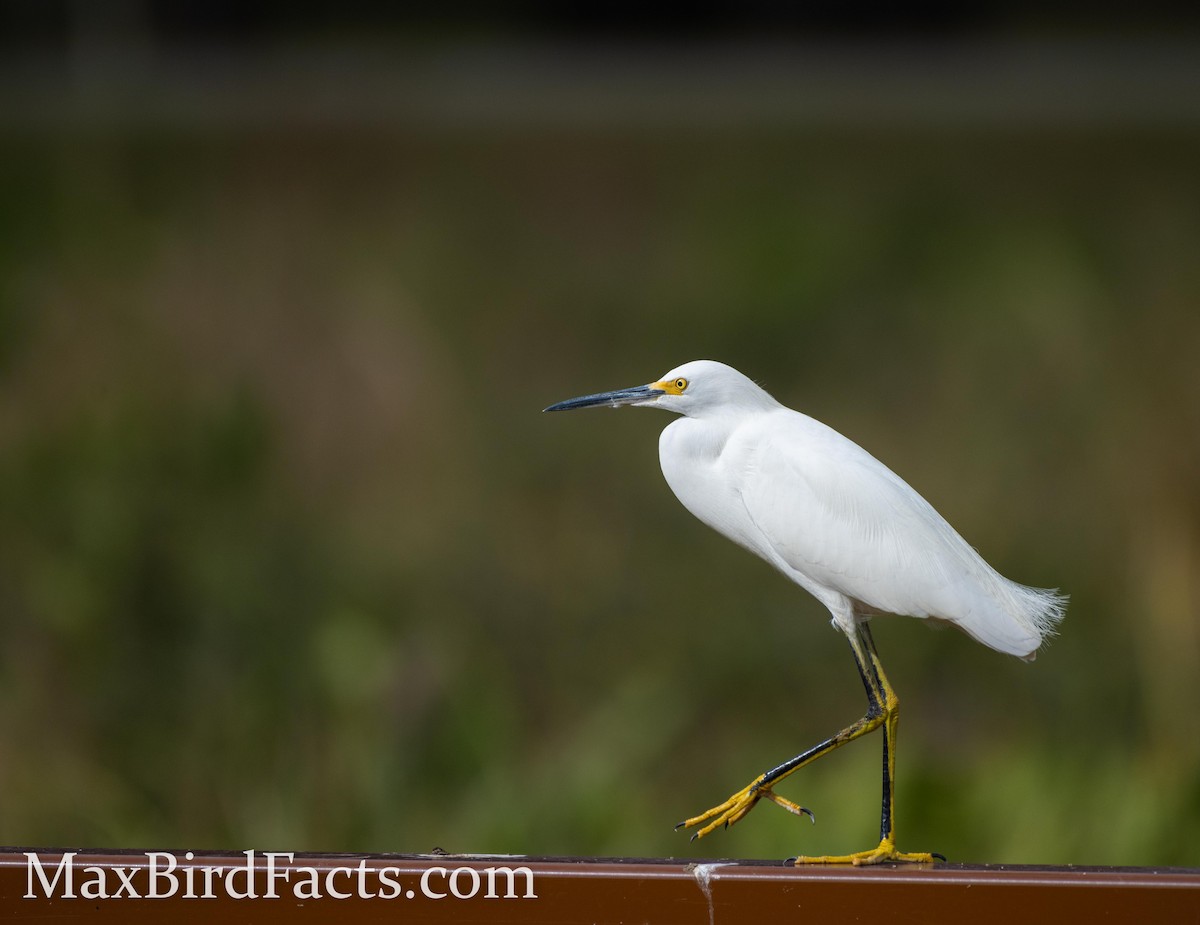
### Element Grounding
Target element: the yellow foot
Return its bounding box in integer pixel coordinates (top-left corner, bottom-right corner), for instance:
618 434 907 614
677 778 814 841
793 838 940 866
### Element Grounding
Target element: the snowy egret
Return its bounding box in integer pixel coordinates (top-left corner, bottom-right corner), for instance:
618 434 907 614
545 360 1066 865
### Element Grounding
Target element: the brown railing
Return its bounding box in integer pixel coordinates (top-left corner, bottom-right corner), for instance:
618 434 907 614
3 850 1198 922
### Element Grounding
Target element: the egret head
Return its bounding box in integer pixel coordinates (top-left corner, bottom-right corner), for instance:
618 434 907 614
544 360 779 417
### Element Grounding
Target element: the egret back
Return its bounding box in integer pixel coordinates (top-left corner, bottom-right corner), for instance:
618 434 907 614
659 406 1065 659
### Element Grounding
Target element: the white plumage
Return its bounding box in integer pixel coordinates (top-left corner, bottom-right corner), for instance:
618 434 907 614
545 358 1066 864
653 360 1065 658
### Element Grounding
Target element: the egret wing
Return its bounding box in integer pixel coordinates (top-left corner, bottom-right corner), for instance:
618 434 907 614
734 411 1042 653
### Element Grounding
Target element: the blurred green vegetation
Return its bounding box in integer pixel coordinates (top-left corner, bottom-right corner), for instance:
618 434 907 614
0 112 1198 866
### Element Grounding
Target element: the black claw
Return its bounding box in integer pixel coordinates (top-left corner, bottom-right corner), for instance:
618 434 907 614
784 856 798 865
800 807 816 824
932 852 947 862
689 832 699 843
674 821 687 831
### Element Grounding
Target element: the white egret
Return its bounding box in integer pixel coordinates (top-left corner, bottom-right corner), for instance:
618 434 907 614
545 359 1066 865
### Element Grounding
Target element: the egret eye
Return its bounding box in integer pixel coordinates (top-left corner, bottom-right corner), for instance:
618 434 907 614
675 378 688 391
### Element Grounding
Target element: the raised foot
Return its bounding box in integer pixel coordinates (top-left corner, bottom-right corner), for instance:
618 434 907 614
676 777 814 841
793 839 940 867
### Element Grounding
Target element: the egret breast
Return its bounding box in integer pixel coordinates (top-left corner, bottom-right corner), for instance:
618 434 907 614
658 416 770 561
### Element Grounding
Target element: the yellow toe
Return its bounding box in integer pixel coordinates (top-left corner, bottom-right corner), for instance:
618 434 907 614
793 838 938 866
677 778 768 840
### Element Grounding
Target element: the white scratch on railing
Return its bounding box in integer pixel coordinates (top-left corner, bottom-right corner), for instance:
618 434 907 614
688 862 731 925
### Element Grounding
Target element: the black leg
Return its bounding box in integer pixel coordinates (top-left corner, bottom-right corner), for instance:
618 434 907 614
678 621 937 865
